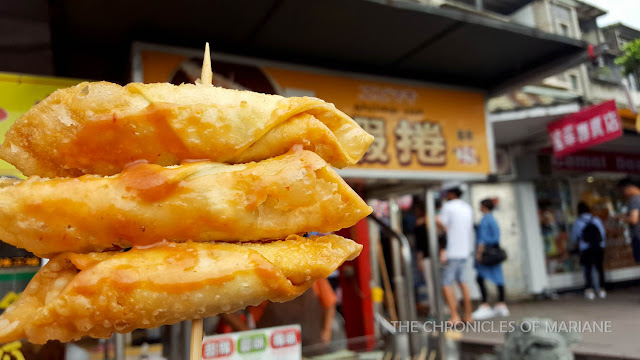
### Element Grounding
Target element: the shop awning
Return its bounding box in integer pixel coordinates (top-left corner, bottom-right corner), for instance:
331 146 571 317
619 108 640 133
50 0 587 94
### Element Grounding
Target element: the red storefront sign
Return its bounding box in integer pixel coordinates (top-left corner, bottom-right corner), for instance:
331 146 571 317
552 151 640 174
548 100 622 158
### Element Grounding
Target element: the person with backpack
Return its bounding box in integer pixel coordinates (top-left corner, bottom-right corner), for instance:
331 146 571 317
570 202 606 300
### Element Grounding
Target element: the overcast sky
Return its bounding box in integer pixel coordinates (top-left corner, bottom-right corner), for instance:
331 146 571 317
583 0 640 30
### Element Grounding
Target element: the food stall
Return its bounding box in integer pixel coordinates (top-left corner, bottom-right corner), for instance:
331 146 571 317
129 37 584 358
0 0 595 358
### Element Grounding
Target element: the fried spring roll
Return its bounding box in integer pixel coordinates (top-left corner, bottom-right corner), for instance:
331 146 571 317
0 235 362 344
0 150 371 257
0 81 373 177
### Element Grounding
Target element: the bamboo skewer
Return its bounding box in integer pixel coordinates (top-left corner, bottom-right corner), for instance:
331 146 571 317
190 319 204 360
190 42 213 360
201 42 213 86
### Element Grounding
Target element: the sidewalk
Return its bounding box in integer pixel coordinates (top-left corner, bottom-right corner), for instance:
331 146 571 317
460 286 640 359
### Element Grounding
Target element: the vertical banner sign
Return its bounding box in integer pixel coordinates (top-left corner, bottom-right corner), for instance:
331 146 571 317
202 325 301 360
548 100 622 158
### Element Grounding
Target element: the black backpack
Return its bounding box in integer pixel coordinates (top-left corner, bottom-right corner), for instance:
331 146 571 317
581 217 603 249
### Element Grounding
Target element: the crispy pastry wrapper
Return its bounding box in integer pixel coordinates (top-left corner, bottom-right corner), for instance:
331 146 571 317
0 235 362 344
0 81 373 177
0 150 371 257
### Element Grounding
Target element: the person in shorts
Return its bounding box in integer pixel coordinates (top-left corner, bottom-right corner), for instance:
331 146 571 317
437 186 474 323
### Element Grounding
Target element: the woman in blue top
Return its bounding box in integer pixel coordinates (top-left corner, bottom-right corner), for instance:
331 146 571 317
471 199 509 320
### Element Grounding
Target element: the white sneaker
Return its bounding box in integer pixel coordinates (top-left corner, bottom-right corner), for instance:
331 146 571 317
472 305 495 320
493 304 510 317
585 289 596 300
598 290 607 299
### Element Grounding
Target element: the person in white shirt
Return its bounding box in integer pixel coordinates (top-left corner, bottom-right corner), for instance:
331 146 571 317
437 186 474 324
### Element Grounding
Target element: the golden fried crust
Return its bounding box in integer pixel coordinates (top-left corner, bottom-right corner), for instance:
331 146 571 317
0 81 373 177
0 235 362 344
0 150 372 257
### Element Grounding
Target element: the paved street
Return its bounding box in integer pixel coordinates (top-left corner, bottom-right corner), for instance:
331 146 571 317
461 286 640 359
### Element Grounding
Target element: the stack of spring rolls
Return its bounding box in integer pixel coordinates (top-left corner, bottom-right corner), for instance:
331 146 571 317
0 81 374 344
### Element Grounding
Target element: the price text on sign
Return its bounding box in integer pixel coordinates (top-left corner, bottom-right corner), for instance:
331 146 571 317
270 328 301 349
548 100 622 158
202 325 301 360
202 337 234 359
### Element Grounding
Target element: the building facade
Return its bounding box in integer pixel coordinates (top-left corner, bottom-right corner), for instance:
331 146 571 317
486 0 640 294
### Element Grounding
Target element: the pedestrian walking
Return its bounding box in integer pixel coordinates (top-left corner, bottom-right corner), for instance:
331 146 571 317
570 202 606 300
472 199 509 320
437 186 473 324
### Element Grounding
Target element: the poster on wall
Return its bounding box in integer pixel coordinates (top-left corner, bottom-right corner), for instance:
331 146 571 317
132 43 491 177
0 73 82 178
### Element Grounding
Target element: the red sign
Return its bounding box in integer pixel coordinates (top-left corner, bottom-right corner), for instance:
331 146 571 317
552 151 640 174
548 100 622 158
202 337 234 359
270 328 301 349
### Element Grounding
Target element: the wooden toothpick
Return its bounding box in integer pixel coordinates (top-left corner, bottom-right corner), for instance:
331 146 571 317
201 42 213 86
190 319 204 360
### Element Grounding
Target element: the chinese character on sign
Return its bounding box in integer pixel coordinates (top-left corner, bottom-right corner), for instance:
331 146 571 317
353 116 390 163
272 333 285 348
454 146 478 165
252 336 265 351
239 337 252 353
602 110 620 133
551 129 564 152
590 116 604 138
218 341 231 356
286 332 297 345
395 119 446 166
576 122 590 143
562 125 576 147
457 130 473 141
203 343 215 357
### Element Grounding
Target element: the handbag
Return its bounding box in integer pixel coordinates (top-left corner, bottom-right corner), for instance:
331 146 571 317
481 244 507 266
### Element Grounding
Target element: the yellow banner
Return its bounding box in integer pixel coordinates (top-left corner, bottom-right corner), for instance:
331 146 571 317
0 73 82 178
137 48 490 174
264 68 489 173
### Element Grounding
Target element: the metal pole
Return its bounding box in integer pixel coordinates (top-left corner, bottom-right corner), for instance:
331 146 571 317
426 188 446 359
182 320 191 360
388 197 408 323
102 339 109 360
114 333 125 360
388 197 421 357
367 216 382 338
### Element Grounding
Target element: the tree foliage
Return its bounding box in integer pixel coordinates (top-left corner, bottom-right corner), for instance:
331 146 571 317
615 39 640 77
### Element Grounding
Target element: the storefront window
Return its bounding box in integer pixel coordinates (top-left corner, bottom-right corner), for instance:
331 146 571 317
570 177 636 270
536 178 578 274
535 176 638 275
